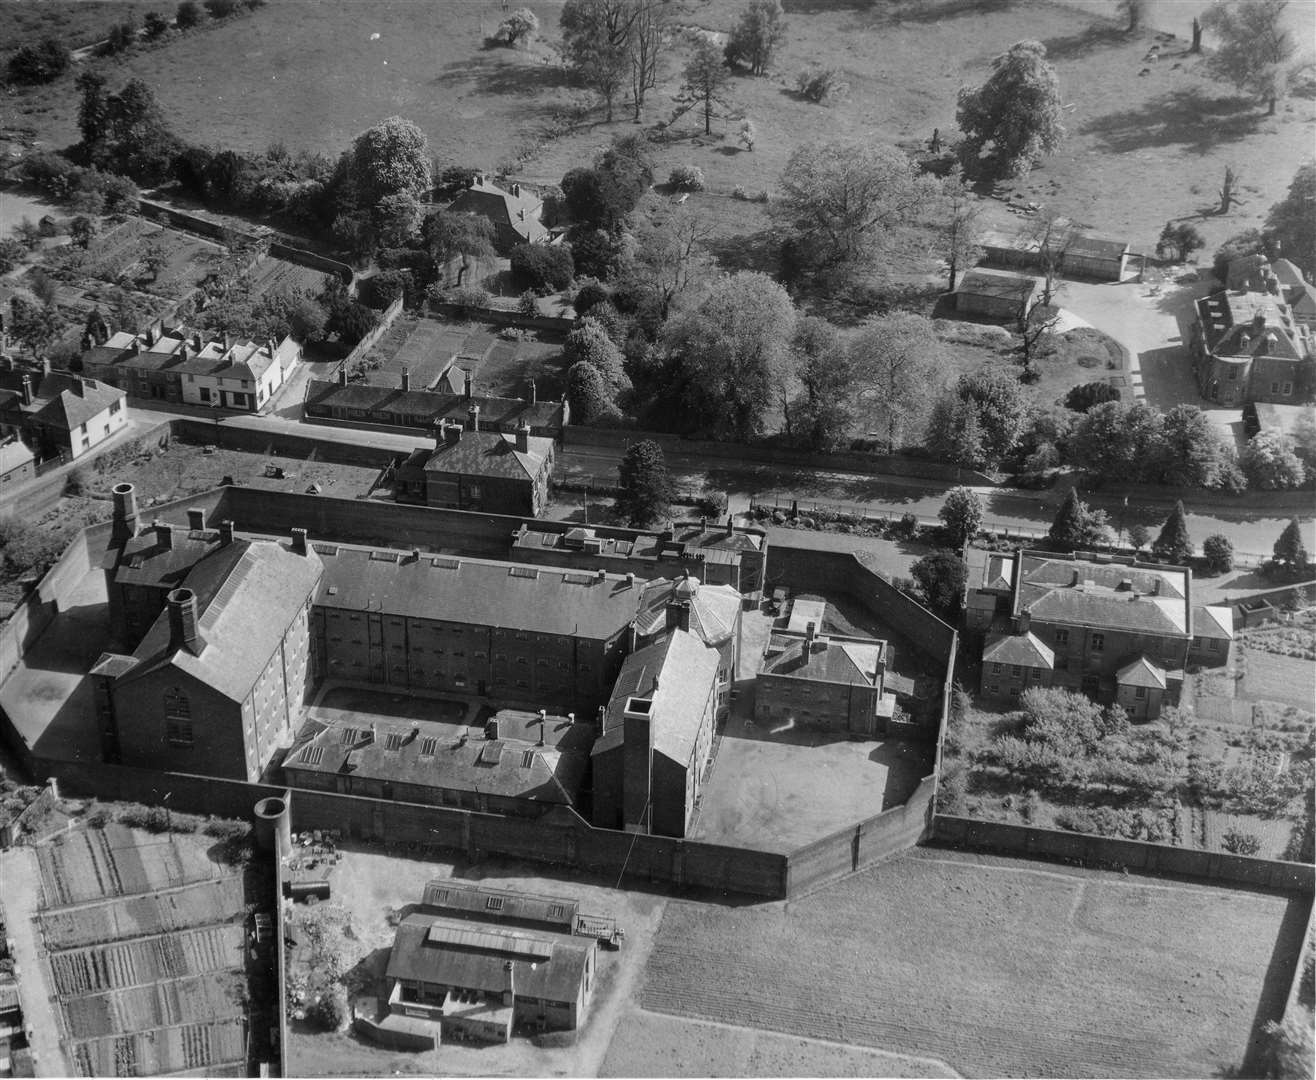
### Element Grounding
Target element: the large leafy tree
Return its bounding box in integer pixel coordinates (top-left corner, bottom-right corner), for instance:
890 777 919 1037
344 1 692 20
774 141 933 272
1273 518 1309 573
1071 400 1163 484
8 296 63 359
1151 501 1193 565
957 40 1065 180
1048 488 1108 552
1241 430 1307 489
658 271 796 441
1264 163 1316 277
1200 0 1297 115
934 169 983 292
561 0 633 121
725 0 786 76
623 202 712 318
617 439 672 526
672 36 734 137
423 210 495 282
1156 404 1234 489
850 312 943 451
563 317 628 393
939 487 984 549
561 133 653 233
910 551 967 618
789 317 857 452
346 116 432 208
567 360 619 424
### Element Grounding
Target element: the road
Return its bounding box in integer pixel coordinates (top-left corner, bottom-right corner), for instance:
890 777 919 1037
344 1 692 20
0 847 69 1077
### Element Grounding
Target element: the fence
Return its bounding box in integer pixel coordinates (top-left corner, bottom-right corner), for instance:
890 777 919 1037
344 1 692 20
931 815 1315 891
338 295 405 372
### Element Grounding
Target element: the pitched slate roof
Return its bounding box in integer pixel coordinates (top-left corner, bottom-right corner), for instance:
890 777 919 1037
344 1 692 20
446 179 548 245
386 913 589 1004
1195 291 1304 358
1015 554 1190 636
1117 655 1167 689
0 436 34 474
407 428 552 482
107 525 231 589
957 268 1039 301
983 631 1055 669
0 370 125 433
303 379 566 432
120 540 323 702
314 544 643 639
284 712 593 804
595 630 720 764
1193 605 1234 640
760 632 884 686
83 329 295 382
634 575 740 645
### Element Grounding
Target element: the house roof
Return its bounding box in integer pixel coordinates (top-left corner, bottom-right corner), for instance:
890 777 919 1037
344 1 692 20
84 329 296 383
395 428 552 484
957 269 1039 301
284 712 594 804
1195 290 1304 358
418 881 579 930
982 553 1015 592
314 544 643 639
595 630 720 764
1015 553 1190 637
1193 605 1234 640
983 631 1055 669
303 380 566 431
446 179 548 245
1116 655 1167 689
786 599 827 634
0 370 124 433
760 631 884 686
386 914 589 1003
107 524 230 589
634 575 740 646
1064 233 1129 260
119 540 323 702
0 436 35 474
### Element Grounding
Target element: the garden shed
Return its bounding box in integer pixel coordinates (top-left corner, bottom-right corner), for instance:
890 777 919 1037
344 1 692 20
955 269 1038 320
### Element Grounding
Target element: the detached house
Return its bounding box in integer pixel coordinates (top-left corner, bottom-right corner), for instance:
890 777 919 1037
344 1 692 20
969 551 1232 721
0 361 127 462
445 176 548 256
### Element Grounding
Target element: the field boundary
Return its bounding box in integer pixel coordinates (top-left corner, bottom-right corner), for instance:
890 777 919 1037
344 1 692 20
931 814 1314 891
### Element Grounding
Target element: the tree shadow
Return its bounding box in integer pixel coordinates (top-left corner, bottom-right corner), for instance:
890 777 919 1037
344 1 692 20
1083 88 1264 156
704 226 780 277
430 57 573 100
821 0 1017 28
1040 22 1131 61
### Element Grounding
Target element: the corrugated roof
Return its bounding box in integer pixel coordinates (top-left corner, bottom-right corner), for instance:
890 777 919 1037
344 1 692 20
596 630 720 763
419 881 578 929
314 544 643 639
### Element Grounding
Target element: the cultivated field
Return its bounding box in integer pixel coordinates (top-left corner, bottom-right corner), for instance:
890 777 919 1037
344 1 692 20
35 824 226 906
71 1017 247 1077
62 971 245 1039
65 215 226 301
40 875 245 949
640 848 1299 1078
49 924 244 995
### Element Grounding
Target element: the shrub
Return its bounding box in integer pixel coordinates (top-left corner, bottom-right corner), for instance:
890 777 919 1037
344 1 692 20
358 269 413 310
510 243 574 294
1064 381 1121 413
144 11 171 37
86 806 112 829
65 466 89 497
204 0 239 16
102 22 137 55
447 284 491 318
732 185 749 201
668 164 705 192
203 818 249 840
1222 828 1262 856
573 280 610 315
517 289 539 316
306 986 348 1031
176 0 203 28
796 65 849 104
119 804 172 833
696 489 729 518
8 38 72 85
1202 533 1234 575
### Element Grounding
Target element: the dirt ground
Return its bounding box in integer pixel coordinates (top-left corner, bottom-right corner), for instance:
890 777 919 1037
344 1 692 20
638 847 1301 1078
286 845 671 1079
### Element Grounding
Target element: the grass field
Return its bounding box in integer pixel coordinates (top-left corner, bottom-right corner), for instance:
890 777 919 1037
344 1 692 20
639 848 1300 1078
0 1 160 58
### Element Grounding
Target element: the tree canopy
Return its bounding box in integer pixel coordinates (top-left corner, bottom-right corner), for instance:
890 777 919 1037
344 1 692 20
957 40 1065 180
789 317 856 452
347 116 432 207
939 487 984 549
1273 517 1309 571
927 367 1029 470
850 312 944 451
774 141 933 272
1264 163 1316 276
910 551 967 618
1241 430 1307 490
1151 501 1193 565
1048 488 1109 552
617 439 672 526
1201 0 1297 114
725 0 786 76
673 36 734 137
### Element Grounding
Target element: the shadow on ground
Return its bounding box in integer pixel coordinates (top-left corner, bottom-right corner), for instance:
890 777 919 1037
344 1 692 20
1084 88 1265 156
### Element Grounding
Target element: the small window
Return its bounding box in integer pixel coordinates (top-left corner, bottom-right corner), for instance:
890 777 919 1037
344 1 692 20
1270 381 1281 394
1282 382 1293 396
1091 633 1105 652
1134 686 1147 699
385 732 404 751
110 399 121 414
1011 665 1022 678
199 387 211 402
991 663 1002 675
486 896 505 911
1055 629 1069 645
1031 668 1043 681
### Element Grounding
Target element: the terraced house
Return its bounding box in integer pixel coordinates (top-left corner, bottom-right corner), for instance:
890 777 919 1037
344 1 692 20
0 361 127 462
969 551 1233 721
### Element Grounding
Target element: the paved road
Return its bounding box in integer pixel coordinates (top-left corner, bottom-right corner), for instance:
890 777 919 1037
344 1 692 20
0 847 68 1077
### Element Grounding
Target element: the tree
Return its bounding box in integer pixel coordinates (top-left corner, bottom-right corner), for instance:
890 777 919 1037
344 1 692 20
1048 488 1107 552
672 36 734 137
567 361 618 424
204 0 239 16
934 170 983 292
910 550 967 618
144 11 171 38
346 117 432 208
1241 430 1307 490
1072 400 1163 485
423 210 495 283
563 317 627 392
510 243 575 293
1264 163 1316 278
850 312 943 451
623 202 712 318
1151 501 1193 564
8 296 63 360
1273 518 1309 573
176 0 202 27
307 986 348 1031
496 8 539 46
956 40 1065 181
1064 381 1121 413
658 272 796 441
926 394 987 469
1127 522 1150 554
628 0 669 120
725 0 786 76
1157 404 1233 489
1201 0 1297 115
561 136 652 232
1016 298 1059 379
561 0 632 121
773 141 933 272
104 21 137 55
140 239 169 281
939 487 983 549
0 240 25 276
76 71 112 149
7 37 71 85
617 439 672 526
1156 221 1206 263
1202 534 1235 575
70 215 98 249
1117 0 1148 31
373 192 422 249
1217 163 1243 215
952 367 1030 467
789 317 857 452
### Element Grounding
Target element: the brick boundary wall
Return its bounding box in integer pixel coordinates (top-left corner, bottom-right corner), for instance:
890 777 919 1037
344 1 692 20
561 425 1000 485
426 302 574 334
931 815 1315 891
338 295 405 373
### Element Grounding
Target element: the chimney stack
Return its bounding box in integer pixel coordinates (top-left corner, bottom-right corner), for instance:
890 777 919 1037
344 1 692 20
267 338 277 358
111 483 139 544
726 515 734 537
19 376 32 407
400 367 410 392
805 620 817 649
440 421 461 447
192 332 202 353
515 422 530 453
621 696 654 833
465 371 474 400
529 378 536 404
219 520 235 546
291 527 308 556
511 182 521 198
187 507 205 531
130 339 142 356
166 588 204 656
666 599 692 633
41 357 51 378
338 367 348 386
1251 312 1266 335
72 377 86 398
153 519 173 550
467 404 481 432
538 708 547 747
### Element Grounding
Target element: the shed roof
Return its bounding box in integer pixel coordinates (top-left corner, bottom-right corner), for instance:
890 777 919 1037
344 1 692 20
957 269 1039 300
419 881 579 930
0 436 35 474
303 379 566 431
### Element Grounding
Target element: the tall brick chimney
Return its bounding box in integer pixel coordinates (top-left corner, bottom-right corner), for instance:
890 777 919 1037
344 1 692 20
111 483 139 544
515 422 530 453
153 520 172 551
291 527 308 556
400 367 410 392
19 376 32 407
219 520 235 546
166 588 204 656
467 404 481 432
187 507 205 531
338 367 348 386
621 696 654 833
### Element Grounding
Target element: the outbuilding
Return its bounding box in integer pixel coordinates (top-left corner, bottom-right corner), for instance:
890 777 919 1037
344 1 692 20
954 269 1038 320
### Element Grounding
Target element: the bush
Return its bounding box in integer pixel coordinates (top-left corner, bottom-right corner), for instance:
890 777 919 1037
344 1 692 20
517 289 539 316
796 65 850 104
204 0 239 16
447 284 491 317
357 269 413 310
119 804 172 833
1202 533 1234 575
7 38 72 85
1064 381 1121 413
102 21 137 55
65 466 89 497
668 164 705 192
176 0 203 28
203 818 249 840
510 243 574 294
306 986 348 1031
1222 828 1261 856
573 280 610 315
86 806 112 829
144 11 171 38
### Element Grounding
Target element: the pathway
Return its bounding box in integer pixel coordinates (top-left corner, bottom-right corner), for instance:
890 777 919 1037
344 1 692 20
0 846 68 1077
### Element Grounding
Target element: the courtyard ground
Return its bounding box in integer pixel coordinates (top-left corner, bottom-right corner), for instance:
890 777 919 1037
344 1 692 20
637 846 1304 1079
